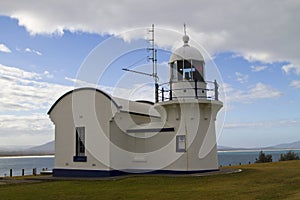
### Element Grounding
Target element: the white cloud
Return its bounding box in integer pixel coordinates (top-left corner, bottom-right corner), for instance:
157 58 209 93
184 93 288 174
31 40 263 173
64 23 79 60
282 63 300 75
43 70 53 78
248 83 282 99
0 64 72 112
0 64 73 146
25 47 42 55
0 63 41 80
235 72 248 84
0 43 11 53
223 82 282 104
0 114 52 131
241 52 272 63
224 118 300 129
0 1 299 74
289 80 300 89
251 65 268 72
16 47 42 56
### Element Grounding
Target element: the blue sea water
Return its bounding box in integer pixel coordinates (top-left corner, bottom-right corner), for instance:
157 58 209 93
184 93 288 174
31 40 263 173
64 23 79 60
0 150 299 177
0 155 54 177
218 150 300 166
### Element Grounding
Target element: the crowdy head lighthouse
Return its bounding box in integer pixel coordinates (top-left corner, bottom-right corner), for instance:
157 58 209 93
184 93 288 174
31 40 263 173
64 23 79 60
48 26 223 177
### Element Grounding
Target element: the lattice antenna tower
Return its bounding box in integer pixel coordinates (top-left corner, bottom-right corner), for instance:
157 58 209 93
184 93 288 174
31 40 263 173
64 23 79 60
148 24 158 84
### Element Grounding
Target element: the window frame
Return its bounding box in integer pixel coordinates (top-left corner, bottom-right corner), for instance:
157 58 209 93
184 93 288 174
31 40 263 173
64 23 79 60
176 135 186 152
73 126 87 162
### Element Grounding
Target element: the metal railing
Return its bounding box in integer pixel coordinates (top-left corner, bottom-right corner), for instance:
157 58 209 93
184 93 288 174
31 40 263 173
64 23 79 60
155 80 219 103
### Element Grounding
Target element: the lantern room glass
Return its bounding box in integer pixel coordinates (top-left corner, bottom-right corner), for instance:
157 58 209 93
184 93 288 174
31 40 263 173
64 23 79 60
170 59 204 82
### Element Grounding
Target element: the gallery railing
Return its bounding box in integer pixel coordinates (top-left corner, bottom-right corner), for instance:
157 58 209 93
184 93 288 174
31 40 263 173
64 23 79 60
155 80 219 103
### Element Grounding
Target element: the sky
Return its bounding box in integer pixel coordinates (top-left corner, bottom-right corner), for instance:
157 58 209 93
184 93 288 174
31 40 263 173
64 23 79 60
0 0 299 148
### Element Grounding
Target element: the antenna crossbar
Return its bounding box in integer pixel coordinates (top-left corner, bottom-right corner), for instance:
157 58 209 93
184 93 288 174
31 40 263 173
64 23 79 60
122 68 155 77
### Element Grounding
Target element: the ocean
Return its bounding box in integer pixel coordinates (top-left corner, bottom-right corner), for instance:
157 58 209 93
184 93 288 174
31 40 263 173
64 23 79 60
0 150 299 177
0 155 54 177
218 149 300 166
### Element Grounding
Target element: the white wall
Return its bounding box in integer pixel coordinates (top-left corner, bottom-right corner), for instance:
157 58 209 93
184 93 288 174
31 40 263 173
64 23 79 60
49 89 118 171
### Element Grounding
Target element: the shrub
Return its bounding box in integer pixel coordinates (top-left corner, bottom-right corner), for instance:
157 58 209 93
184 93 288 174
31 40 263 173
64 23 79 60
255 151 272 163
279 151 300 161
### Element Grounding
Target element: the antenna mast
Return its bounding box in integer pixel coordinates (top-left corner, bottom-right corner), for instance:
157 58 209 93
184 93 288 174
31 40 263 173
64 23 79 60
122 24 159 103
148 24 158 84
148 24 159 103
122 24 158 81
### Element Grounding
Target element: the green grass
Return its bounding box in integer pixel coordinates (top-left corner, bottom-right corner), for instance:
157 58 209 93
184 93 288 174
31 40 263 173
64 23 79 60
1 161 300 200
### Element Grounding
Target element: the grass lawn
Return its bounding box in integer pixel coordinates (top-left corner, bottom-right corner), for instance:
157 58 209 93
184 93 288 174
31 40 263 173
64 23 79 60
0 160 299 200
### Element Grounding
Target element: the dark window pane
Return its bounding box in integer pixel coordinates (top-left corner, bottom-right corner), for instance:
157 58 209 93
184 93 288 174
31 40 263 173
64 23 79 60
177 60 183 81
192 60 204 82
76 127 85 156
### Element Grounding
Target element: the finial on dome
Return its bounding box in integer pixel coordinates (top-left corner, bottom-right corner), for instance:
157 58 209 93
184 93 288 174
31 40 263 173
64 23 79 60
182 23 189 46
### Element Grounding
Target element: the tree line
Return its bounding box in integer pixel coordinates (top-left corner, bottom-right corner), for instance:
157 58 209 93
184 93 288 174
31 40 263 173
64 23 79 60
255 150 299 163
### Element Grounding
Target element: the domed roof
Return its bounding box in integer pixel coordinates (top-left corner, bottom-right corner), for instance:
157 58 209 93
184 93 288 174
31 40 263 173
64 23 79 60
169 34 204 62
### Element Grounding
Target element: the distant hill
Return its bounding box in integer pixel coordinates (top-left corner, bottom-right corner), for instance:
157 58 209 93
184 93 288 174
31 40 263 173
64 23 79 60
217 145 248 151
218 140 300 151
0 141 54 156
268 141 300 149
28 140 54 154
217 145 233 150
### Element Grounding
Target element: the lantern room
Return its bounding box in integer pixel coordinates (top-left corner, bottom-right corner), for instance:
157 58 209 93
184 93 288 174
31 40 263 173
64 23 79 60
169 34 205 82
168 33 208 99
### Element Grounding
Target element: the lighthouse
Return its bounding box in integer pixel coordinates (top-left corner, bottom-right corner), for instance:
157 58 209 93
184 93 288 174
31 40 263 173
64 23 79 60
154 28 223 171
48 26 223 177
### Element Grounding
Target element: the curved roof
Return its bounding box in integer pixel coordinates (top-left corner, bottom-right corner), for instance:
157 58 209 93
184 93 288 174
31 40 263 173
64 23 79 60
135 100 155 105
169 35 204 62
47 87 120 115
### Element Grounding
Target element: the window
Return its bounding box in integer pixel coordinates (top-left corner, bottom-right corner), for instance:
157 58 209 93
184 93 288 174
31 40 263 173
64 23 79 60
170 62 177 81
183 60 192 80
76 127 85 156
74 127 87 162
171 60 204 82
176 135 186 152
192 60 204 82
177 60 184 81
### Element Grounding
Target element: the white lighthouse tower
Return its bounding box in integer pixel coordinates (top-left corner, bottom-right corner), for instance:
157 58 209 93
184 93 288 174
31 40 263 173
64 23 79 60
155 28 223 171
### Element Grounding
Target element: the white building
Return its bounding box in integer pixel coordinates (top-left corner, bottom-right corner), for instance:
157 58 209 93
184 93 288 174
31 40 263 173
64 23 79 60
48 31 223 177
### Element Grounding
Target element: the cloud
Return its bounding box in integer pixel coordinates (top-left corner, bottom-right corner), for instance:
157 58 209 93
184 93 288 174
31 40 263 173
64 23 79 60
248 83 282 99
0 63 41 80
43 70 53 78
251 65 268 72
282 63 300 75
0 43 11 53
223 82 282 104
0 114 52 131
25 47 42 55
240 52 272 63
0 1 299 75
0 115 54 146
0 64 73 145
0 64 72 112
224 118 300 129
65 76 155 101
289 80 300 89
235 72 248 83
16 47 42 55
